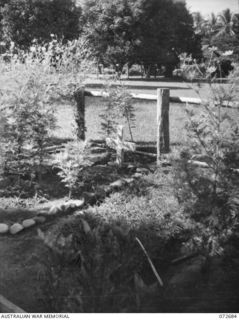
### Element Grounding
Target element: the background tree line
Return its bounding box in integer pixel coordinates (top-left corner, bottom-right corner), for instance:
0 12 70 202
0 0 238 77
192 8 239 76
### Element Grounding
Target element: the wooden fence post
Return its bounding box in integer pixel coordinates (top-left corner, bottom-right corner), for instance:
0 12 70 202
157 88 170 165
74 87 86 141
116 125 124 166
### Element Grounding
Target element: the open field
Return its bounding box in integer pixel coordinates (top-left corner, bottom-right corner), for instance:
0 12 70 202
54 97 194 146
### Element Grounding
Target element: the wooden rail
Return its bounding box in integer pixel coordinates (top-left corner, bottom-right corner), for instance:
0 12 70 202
85 89 239 108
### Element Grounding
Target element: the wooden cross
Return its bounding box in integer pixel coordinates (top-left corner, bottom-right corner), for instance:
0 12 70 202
106 125 136 166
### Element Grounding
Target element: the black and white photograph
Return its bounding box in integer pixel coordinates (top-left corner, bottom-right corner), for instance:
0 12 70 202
0 0 239 315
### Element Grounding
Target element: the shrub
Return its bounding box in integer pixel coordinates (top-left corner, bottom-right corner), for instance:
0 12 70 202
0 58 56 184
37 215 145 312
53 141 91 198
0 37 94 191
36 171 193 312
174 63 239 256
100 83 136 140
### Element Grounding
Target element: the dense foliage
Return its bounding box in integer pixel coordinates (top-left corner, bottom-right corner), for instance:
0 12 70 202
82 0 201 76
174 62 239 256
192 9 239 76
0 38 93 193
36 171 193 312
0 0 82 48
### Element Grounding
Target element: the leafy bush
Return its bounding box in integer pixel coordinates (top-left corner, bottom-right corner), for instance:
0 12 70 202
174 64 239 256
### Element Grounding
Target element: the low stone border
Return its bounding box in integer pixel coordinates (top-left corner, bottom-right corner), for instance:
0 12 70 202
0 166 150 236
0 199 85 235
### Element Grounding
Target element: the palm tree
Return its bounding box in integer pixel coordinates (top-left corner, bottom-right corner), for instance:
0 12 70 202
205 13 217 36
215 8 238 38
201 13 218 44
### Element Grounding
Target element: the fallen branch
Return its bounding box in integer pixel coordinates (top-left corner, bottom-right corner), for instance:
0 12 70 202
135 237 163 287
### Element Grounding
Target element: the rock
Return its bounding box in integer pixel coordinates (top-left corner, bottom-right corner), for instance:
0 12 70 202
124 178 134 184
110 179 125 188
73 210 84 217
0 223 9 234
22 219 36 228
103 185 112 194
107 161 118 167
37 208 49 215
48 205 61 215
10 223 24 235
65 199 85 210
136 167 149 174
127 164 136 170
34 216 46 224
132 173 142 179
72 199 85 208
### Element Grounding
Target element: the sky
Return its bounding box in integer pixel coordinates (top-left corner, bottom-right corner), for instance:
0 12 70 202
186 0 239 16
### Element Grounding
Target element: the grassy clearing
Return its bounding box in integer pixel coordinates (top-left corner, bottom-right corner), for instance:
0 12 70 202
53 96 198 146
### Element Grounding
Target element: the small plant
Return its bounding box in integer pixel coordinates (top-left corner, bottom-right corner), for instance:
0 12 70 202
100 83 136 140
53 141 91 198
99 84 121 137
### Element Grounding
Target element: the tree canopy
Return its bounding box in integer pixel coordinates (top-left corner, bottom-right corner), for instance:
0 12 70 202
82 0 201 75
0 0 82 48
